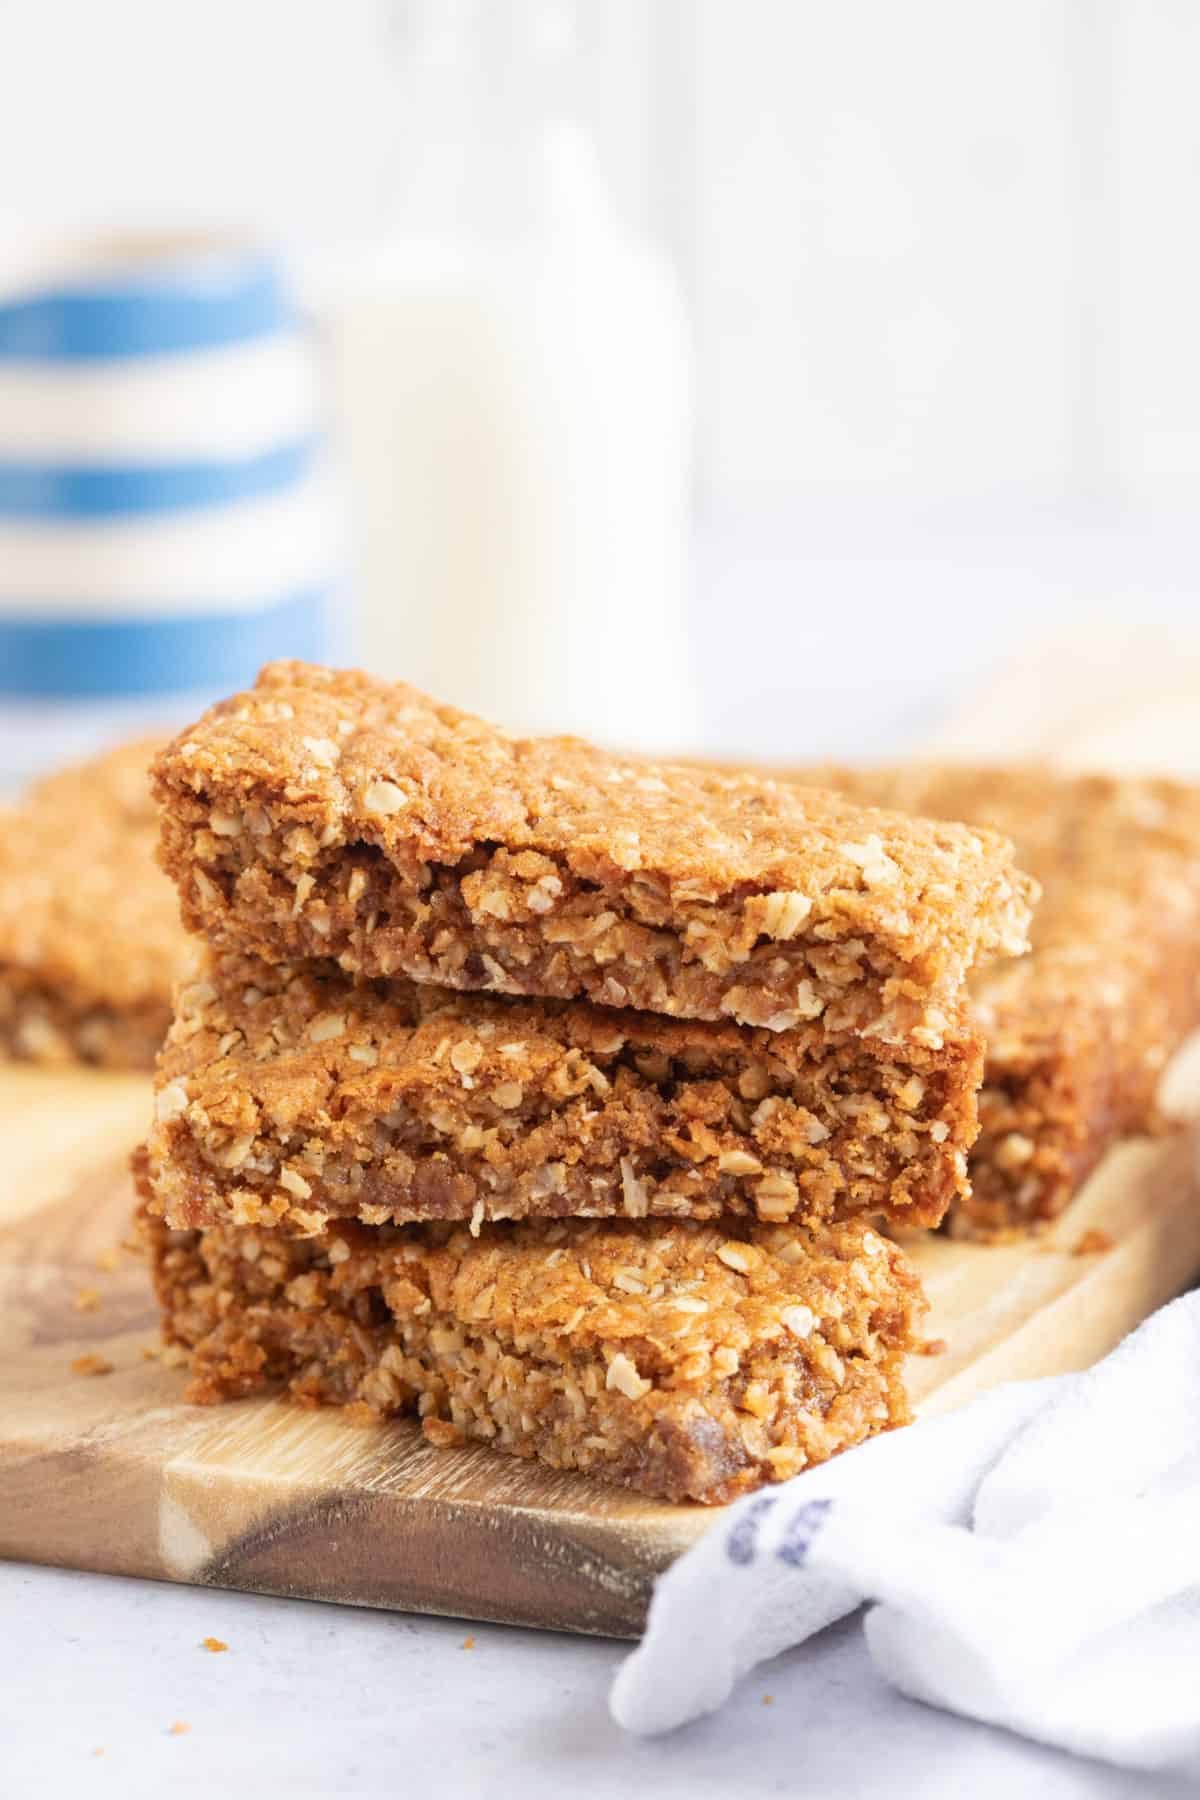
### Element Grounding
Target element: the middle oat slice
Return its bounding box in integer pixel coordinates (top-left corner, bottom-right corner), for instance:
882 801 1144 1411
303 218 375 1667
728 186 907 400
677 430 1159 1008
146 949 984 1236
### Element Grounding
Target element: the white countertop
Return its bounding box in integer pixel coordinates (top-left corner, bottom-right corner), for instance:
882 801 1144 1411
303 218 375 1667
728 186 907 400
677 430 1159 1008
2 1561 1180 1800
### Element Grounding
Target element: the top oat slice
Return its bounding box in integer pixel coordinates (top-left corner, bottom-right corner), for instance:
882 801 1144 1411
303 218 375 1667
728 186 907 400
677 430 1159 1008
153 662 1035 1042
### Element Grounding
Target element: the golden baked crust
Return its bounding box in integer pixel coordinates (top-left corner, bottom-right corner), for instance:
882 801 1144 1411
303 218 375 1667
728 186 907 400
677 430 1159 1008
152 662 1034 1045
0 740 193 1068
801 764 1200 1236
146 949 982 1236
139 1186 924 1505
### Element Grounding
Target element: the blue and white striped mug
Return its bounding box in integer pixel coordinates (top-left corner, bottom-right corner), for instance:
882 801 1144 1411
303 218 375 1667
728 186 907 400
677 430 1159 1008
0 238 338 771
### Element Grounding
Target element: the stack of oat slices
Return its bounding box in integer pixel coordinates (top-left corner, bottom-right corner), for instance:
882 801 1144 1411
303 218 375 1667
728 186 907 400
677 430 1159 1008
138 661 1035 1503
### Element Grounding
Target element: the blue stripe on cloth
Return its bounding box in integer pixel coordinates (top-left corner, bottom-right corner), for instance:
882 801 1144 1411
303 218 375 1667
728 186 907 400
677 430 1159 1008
0 254 292 362
0 592 330 696
0 440 317 520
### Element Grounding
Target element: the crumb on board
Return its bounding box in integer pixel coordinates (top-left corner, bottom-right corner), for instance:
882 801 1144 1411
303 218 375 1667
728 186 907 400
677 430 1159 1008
201 1636 228 1654
762 1694 774 1706
95 1246 121 1273
142 1344 160 1361
423 1418 466 1450
1073 1228 1116 1256
461 1636 476 1650
918 1336 949 1356
344 1400 379 1428
70 1353 113 1377
91 1748 104 1758
73 1287 101 1312
169 1721 191 1737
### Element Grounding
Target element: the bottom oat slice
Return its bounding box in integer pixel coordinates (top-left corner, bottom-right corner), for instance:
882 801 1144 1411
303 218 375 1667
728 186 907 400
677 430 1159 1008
139 1189 924 1505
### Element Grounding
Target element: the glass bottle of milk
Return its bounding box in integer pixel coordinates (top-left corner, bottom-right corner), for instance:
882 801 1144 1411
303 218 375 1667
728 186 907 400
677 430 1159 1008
316 0 697 753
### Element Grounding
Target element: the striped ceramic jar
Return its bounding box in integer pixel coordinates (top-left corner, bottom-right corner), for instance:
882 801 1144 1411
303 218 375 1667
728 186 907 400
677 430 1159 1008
0 241 338 780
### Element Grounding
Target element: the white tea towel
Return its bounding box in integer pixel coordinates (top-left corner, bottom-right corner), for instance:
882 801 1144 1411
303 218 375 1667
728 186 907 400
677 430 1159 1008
611 1290 1200 1770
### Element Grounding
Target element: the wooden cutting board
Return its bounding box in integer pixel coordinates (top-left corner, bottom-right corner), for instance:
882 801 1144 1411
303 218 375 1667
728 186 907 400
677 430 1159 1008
3 1055 1200 1638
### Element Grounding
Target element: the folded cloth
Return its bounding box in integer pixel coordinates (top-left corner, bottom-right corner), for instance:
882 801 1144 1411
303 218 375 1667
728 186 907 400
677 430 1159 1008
611 1290 1200 1771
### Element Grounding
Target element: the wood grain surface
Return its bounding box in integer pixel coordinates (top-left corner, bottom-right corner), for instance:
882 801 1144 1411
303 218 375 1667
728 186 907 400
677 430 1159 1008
2 1056 1199 1638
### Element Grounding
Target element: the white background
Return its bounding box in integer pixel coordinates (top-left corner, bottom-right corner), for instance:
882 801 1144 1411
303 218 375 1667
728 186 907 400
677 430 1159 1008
3 1 1200 768
5 0 1200 513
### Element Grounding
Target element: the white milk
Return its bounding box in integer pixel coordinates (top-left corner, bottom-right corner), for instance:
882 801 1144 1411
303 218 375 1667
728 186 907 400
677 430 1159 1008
317 118 697 752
